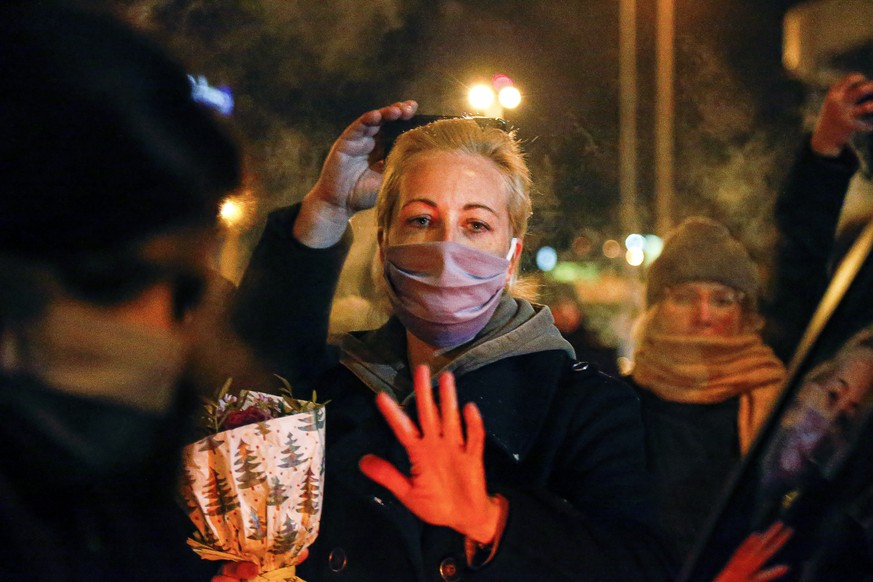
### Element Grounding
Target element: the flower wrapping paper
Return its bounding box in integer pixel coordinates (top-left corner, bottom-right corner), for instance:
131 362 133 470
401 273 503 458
180 393 325 579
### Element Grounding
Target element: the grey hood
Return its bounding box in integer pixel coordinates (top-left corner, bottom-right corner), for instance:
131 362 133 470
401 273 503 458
337 293 574 401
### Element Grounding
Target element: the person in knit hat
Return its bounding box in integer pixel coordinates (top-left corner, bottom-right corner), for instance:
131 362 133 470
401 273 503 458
644 217 760 315
626 216 787 565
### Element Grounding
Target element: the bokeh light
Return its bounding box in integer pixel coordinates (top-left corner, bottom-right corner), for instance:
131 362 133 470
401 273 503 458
625 233 645 250
536 246 558 271
491 73 514 91
625 247 645 266
572 234 593 256
644 234 664 263
602 239 622 259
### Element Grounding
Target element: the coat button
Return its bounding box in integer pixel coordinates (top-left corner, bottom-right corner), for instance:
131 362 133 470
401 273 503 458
328 547 347 572
439 556 461 581
571 361 591 372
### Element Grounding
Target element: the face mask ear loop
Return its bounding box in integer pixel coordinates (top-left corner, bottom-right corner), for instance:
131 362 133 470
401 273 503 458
506 237 519 288
506 237 519 261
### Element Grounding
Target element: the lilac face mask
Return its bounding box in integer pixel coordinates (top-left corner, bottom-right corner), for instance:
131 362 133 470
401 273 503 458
383 239 517 348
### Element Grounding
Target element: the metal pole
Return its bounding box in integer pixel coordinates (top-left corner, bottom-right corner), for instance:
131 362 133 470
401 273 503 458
655 0 675 235
619 0 639 236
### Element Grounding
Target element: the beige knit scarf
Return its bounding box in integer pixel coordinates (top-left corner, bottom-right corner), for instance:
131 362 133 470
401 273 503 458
633 330 786 454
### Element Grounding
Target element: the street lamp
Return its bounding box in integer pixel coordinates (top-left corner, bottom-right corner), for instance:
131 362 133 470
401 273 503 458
467 74 521 118
217 193 253 283
498 86 521 109
468 84 496 112
219 198 245 227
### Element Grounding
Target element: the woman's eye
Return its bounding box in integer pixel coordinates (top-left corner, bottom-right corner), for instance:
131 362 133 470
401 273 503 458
467 220 491 233
408 216 431 228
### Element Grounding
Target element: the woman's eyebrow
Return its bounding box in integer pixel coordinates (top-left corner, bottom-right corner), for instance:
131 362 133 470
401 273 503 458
400 197 436 209
399 200 498 216
463 203 498 216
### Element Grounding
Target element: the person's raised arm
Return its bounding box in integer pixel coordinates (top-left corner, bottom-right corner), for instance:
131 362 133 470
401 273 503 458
294 100 418 248
763 75 872 361
232 101 417 387
810 73 873 158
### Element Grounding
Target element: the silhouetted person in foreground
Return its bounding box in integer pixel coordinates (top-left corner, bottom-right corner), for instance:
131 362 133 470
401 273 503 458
0 3 241 579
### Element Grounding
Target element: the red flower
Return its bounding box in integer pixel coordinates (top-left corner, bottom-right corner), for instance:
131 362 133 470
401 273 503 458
222 407 272 430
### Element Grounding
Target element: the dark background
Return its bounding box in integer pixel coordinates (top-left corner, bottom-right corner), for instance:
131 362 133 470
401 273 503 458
105 0 829 272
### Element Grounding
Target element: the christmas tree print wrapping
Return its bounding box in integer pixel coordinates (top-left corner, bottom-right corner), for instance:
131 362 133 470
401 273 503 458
180 393 325 582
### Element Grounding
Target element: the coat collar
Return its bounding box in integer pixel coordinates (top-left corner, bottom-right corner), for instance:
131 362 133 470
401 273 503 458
329 349 570 468
335 296 573 464
337 295 573 425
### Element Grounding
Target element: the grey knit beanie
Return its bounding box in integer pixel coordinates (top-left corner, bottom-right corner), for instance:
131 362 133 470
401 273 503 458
645 217 758 307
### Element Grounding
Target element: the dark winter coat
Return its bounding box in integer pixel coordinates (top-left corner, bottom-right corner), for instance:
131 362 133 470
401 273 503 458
763 139 864 368
234 204 675 581
0 374 215 581
626 376 741 565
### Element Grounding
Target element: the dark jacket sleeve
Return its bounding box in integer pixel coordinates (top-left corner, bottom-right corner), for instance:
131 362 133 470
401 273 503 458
232 203 350 391
762 138 859 363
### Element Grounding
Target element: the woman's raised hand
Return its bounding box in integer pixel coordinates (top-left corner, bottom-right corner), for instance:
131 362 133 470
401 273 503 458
294 101 418 248
359 365 502 544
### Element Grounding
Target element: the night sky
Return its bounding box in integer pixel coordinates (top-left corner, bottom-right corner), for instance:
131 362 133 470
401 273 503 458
112 0 819 265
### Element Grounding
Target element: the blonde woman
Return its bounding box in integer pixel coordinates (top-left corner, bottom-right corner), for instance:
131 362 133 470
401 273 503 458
235 109 674 581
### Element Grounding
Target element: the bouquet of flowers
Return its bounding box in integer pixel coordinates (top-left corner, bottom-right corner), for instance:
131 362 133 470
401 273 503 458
180 378 325 582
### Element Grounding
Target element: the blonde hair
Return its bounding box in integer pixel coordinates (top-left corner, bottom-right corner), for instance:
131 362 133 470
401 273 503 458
375 118 532 239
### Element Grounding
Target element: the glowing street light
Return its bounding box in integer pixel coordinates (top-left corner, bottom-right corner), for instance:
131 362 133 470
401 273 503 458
498 86 521 109
217 193 253 284
468 84 496 112
219 198 245 228
467 74 521 117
